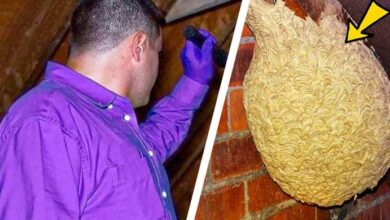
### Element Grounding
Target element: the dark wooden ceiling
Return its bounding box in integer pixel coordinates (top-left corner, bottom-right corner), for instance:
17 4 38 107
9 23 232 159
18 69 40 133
0 0 237 117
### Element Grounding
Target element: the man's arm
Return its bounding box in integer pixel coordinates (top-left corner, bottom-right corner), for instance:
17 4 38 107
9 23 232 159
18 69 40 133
140 76 209 162
140 30 216 163
0 118 84 219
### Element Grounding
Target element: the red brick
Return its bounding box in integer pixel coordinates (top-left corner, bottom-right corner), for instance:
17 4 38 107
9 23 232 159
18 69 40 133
382 198 390 220
230 89 248 131
210 135 263 181
316 207 331 220
248 174 291 212
230 43 255 86
297 204 316 220
217 101 228 135
362 181 390 203
242 24 254 37
199 183 245 220
355 205 381 220
195 196 207 220
268 204 316 220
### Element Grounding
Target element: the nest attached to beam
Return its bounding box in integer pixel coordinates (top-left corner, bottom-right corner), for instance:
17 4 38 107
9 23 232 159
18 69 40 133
243 0 390 206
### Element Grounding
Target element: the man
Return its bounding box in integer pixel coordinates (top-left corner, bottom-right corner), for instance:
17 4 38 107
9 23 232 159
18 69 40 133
0 0 216 219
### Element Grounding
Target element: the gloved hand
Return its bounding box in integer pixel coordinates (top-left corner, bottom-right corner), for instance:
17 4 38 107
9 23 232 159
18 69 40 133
180 29 217 85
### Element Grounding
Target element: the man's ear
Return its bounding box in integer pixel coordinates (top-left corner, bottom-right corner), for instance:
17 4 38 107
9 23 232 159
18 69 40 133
130 32 147 63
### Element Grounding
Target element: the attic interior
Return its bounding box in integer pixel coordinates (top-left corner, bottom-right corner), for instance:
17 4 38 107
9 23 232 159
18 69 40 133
0 0 240 219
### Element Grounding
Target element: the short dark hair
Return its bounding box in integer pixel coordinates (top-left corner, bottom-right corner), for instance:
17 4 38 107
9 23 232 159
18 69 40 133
70 0 162 53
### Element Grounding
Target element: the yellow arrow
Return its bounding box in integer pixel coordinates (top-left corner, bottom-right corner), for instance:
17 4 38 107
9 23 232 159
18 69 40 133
346 1 389 43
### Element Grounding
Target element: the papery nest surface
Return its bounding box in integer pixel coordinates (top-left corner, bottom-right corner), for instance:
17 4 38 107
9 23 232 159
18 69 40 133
243 0 390 206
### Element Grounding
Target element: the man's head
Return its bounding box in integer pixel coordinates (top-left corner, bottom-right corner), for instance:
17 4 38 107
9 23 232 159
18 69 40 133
69 0 163 107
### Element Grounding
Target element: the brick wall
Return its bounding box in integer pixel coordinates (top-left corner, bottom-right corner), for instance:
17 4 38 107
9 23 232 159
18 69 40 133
195 25 390 220
337 175 390 219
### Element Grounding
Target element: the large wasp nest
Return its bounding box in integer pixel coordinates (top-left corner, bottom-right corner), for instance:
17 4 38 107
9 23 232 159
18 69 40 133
243 0 390 206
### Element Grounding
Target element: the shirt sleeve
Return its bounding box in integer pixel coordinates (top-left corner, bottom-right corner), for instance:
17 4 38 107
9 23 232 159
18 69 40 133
139 75 209 162
0 118 84 219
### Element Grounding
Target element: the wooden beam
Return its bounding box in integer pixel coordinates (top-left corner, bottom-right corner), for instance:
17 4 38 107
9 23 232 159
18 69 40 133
291 0 344 22
152 0 177 17
0 0 77 117
165 0 238 23
0 0 23 38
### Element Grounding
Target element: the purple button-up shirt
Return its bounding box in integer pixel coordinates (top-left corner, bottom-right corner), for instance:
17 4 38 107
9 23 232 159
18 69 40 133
0 61 208 219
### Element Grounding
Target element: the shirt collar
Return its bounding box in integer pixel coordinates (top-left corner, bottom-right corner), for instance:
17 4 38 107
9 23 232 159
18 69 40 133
44 61 119 108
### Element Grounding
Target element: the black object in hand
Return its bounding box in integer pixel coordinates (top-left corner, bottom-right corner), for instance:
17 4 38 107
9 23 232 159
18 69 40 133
183 26 228 68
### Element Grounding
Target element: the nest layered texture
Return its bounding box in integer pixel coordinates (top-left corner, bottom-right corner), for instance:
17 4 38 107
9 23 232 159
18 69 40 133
243 0 390 207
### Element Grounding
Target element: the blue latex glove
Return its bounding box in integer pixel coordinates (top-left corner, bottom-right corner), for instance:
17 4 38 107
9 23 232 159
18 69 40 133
180 29 217 85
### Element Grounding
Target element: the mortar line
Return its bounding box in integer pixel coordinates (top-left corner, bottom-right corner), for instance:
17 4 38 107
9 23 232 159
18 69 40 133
229 85 244 91
202 169 267 193
380 205 383 220
240 36 256 44
226 89 232 132
215 130 251 143
244 180 249 216
346 192 390 219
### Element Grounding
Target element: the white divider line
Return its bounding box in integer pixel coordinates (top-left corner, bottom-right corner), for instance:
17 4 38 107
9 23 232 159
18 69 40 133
186 1 251 219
